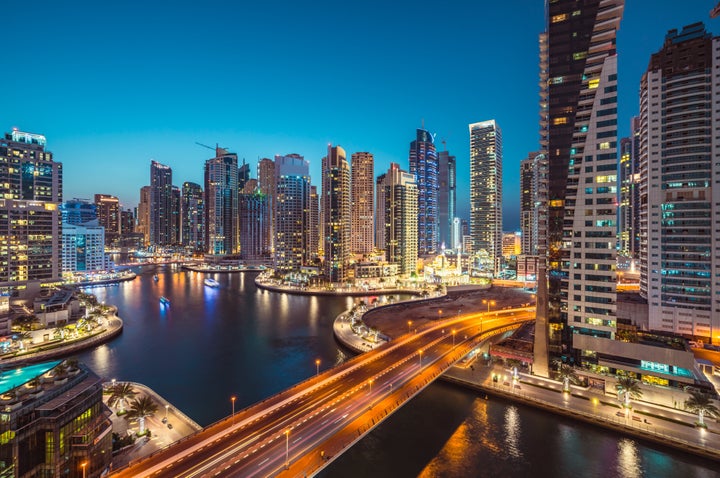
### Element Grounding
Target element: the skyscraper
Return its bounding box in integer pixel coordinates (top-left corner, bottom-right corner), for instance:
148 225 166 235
437 149 456 251
520 152 546 256
639 23 718 341
94 194 120 246
322 145 351 283
308 185 319 263
350 152 374 255
618 117 641 261
0 129 63 289
384 163 418 276
274 154 311 273
409 128 438 255
258 158 276 253
171 185 181 245
204 147 239 255
150 160 173 246
375 172 387 252
60 199 97 226
181 182 204 250
469 120 503 275
535 0 624 376
137 186 151 246
239 190 269 261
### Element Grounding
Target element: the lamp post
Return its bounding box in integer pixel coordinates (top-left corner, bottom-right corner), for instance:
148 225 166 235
418 349 423 366
231 396 236 421
284 429 290 469
482 299 496 313
164 404 169 420
81 462 87 478
368 378 373 394
315 359 321 376
407 320 412 334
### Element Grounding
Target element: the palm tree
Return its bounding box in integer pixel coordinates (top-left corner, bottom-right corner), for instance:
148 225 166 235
553 360 580 392
53 326 66 340
125 395 158 435
616 376 643 408
684 390 720 428
108 382 137 414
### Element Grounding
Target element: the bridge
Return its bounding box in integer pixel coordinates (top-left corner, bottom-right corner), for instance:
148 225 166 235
111 307 534 477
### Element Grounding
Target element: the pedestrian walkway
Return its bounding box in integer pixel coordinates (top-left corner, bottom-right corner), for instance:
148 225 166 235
104 381 201 470
443 361 720 460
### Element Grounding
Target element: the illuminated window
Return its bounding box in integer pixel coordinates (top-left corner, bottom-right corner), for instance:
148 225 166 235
551 13 568 23
553 117 568 125
551 76 564 85
588 78 600 89
573 51 587 60
598 142 610 150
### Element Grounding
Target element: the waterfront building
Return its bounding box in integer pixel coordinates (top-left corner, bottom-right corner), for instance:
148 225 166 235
0 129 63 290
438 149 456 251
384 163 418 276
204 147 239 255
618 117 641 261
409 128 438 255
0 361 113 478
639 23 719 342
520 152 547 256
239 190 269 260
350 152 374 256
120 208 134 235
257 158 276 253
181 182 204 250
375 172 387 252
137 185 151 246
322 145 351 283
60 199 97 226
171 186 181 245
94 194 120 246
534 0 624 377
61 223 110 273
469 120 503 275
274 154 311 273
149 160 173 246
451 217 462 251
308 185 319 262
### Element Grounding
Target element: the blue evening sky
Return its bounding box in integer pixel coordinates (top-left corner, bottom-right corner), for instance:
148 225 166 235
5 1 715 230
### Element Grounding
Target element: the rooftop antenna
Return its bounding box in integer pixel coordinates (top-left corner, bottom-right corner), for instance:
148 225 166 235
441 138 447 151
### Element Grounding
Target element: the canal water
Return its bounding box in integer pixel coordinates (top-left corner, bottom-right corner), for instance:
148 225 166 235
78 267 718 477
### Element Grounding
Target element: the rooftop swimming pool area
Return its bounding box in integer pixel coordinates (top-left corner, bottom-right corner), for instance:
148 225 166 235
0 361 61 395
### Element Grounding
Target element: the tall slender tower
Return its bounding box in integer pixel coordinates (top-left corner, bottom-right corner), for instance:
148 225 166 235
94 194 120 246
640 23 719 342
239 190 268 261
0 129 63 289
438 149 456 250
150 160 173 246
274 154 311 272
535 0 624 375
322 145 351 283
204 147 239 255
181 182 204 250
137 186 151 246
308 185 319 263
258 158 276 253
375 172 388 252
350 152 374 255
469 120 503 275
384 163 418 276
409 128 438 255
520 152 546 256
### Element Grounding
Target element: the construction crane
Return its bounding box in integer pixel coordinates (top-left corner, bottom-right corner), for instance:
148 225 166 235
712 1 720 18
195 142 216 151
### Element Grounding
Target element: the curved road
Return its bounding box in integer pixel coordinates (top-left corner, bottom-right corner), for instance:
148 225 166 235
111 308 534 478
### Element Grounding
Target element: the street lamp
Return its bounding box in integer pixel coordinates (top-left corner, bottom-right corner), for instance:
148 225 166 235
418 349 423 366
231 396 236 421
482 299 496 313
315 359 320 376
368 378 373 394
81 462 87 478
165 404 169 420
284 429 290 469
407 320 413 334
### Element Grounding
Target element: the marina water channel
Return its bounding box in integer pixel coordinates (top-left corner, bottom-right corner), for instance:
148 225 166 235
77 266 717 477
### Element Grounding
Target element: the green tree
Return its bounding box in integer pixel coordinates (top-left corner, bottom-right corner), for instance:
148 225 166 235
684 390 720 428
108 382 137 413
616 376 642 408
553 361 581 392
125 395 158 435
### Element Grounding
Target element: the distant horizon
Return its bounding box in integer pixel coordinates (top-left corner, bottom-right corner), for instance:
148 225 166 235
5 1 715 232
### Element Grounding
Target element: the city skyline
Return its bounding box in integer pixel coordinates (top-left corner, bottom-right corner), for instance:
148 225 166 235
5 1 714 230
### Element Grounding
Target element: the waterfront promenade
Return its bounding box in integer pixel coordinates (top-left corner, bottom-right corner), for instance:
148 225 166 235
332 287 720 462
